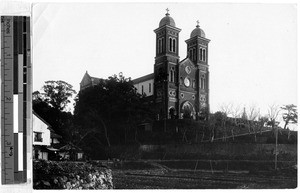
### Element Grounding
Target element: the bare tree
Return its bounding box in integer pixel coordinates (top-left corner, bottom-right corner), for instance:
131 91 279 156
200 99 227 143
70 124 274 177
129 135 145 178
229 104 242 140
247 104 260 122
267 104 281 129
219 103 233 117
246 104 260 140
231 104 242 125
219 103 233 141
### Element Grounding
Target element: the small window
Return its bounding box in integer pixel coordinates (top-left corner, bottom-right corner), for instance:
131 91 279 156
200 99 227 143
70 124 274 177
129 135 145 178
189 49 193 59
199 48 206 62
158 39 160 54
169 38 176 53
180 77 183 85
169 68 175 82
158 39 161 53
34 132 43 142
200 75 206 89
193 48 196 61
160 39 163 53
158 38 165 54
149 83 151 93
172 39 176 52
200 48 203 61
192 79 196 88
162 38 164 53
142 85 144 94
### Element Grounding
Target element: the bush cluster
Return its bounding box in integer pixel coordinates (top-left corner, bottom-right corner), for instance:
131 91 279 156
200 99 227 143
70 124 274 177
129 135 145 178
33 160 113 189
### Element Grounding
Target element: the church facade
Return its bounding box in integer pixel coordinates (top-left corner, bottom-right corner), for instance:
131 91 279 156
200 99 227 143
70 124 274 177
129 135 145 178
132 11 210 120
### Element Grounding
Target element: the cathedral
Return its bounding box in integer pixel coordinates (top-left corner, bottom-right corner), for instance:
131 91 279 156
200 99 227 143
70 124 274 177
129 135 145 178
80 10 210 121
133 10 210 120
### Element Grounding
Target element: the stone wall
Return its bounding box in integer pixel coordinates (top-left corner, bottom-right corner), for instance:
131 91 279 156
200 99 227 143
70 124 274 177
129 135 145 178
33 160 113 189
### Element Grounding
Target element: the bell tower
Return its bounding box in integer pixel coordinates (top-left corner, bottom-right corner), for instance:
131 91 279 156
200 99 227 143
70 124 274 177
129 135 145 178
185 21 210 119
153 9 181 120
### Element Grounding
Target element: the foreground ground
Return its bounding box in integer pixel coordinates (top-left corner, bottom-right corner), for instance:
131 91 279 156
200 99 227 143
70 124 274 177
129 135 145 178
110 161 297 189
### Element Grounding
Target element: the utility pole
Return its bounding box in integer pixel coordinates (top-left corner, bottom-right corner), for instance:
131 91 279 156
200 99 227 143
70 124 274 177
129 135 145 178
275 125 278 170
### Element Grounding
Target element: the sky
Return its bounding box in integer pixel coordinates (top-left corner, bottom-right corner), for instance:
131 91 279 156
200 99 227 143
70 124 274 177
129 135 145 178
32 2 297 120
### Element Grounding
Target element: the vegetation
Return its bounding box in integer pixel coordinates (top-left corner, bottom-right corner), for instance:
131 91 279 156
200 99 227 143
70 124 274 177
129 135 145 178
73 73 154 159
33 160 113 189
33 80 76 141
281 104 298 130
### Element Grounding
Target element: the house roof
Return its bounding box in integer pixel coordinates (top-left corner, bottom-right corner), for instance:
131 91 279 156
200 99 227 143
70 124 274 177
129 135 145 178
33 110 52 128
132 73 154 84
33 110 62 139
59 143 83 152
51 132 62 139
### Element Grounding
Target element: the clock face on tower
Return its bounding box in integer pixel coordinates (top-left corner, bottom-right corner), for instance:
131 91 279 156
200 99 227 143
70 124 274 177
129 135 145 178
184 77 190 87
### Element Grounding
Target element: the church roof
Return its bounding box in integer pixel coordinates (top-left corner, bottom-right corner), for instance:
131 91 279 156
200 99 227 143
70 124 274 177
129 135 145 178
190 22 205 38
179 57 195 67
159 12 176 27
90 76 101 84
132 73 154 84
80 71 103 90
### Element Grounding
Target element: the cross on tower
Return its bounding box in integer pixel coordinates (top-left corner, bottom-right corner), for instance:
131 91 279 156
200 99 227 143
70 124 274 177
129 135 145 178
196 20 200 27
166 8 169 13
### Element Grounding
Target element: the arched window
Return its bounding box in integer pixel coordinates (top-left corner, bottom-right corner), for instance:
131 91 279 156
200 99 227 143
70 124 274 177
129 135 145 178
189 49 193 59
172 39 176 52
158 38 165 54
200 74 206 89
162 38 164 53
157 39 160 54
158 39 161 53
203 49 206 61
169 67 175 82
200 48 203 61
193 48 196 61
171 70 174 82
169 38 172 51
142 85 144 94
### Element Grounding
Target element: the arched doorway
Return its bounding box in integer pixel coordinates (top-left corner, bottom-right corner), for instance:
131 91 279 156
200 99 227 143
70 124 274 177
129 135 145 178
169 107 176 119
181 101 196 119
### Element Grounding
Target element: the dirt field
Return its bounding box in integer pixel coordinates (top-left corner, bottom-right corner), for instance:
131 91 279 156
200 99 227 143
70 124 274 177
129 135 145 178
110 161 297 189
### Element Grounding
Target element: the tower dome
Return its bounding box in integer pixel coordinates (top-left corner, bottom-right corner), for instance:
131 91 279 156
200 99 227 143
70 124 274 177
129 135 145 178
159 11 176 27
190 21 205 38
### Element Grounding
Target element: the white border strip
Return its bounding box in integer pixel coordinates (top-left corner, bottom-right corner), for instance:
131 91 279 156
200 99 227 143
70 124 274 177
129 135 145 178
13 94 18 133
